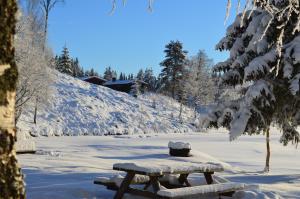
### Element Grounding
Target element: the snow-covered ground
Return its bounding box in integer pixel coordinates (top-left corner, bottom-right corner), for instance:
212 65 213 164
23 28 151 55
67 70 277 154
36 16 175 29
19 129 300 199
18 70 196 136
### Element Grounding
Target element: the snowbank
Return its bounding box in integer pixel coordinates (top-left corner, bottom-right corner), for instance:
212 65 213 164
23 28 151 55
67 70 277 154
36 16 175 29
18 70 196 136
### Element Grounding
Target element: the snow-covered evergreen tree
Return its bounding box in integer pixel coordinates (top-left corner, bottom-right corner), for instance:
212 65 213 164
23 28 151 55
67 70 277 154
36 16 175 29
136 69 144 81
130 80 141 97
203 0 300 171
103 66 117 80
71 58 84 77
159 40 188 99
144 67 157 91
119 72 126 80
56 46 73 76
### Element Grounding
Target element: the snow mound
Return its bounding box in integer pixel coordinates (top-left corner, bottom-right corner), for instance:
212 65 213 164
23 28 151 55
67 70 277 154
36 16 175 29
233 190 283 199
18 70 196 136
168 141 191 149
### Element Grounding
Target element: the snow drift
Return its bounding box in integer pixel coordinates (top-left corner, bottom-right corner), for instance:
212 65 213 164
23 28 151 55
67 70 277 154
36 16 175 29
18 70 196 136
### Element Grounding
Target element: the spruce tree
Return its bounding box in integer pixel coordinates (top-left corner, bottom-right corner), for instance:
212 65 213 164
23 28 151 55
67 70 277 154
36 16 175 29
136 69 144 80
104 66 113 80
159 40 187 99
56 45 73 76
72 58 81 77
204 0 300 172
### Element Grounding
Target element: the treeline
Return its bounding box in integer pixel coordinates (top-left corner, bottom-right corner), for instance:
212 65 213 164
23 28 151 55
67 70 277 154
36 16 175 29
55 40 217 109
54 46 97 78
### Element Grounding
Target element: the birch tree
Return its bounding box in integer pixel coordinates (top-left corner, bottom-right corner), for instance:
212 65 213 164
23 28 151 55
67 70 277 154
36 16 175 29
0 0 26 198
185 50 216 117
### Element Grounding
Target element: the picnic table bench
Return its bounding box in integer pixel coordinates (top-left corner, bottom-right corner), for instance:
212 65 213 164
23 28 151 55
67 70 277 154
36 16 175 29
94 162 245 199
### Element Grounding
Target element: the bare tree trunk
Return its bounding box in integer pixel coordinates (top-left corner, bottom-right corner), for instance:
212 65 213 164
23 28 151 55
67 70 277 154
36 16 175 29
179 100 183 123
43 13 48 51
33 97 38 124
264 128 271 172
0 0 26 198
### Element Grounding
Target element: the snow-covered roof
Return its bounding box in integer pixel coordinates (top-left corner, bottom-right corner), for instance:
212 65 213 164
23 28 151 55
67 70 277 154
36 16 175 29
104 80 134 86
82 76 107 82
104 79 148 86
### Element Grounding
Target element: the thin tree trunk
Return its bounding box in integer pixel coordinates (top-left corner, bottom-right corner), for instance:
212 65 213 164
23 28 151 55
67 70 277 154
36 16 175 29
43 13 48 51
264 128 271 172
0 0 26 198
179 100 183 123
33 97 38 124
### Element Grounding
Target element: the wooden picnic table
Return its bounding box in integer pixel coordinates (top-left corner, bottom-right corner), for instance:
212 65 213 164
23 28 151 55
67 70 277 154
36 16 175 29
110 162 225 199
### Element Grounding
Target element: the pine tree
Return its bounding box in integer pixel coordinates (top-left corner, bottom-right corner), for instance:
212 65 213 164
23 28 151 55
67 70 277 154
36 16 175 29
159 40 188 99
56 45 73 76
78 67 84 78
136 69 144 80
112 70 117 79
128 73 134 80
104 66 113 80
71 58 81 77
203 0 300 172
119 72 123 80
130 80 141 97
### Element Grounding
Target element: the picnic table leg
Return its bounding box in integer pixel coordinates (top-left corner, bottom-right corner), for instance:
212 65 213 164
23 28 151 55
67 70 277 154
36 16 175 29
178 174 191 187
204 172 214 184
149 176 161 193
113 172 135 199
143 181 151 190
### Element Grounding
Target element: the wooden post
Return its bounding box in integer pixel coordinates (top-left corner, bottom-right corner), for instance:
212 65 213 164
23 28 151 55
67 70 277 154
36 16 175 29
264 128 271 172
0 0 26 198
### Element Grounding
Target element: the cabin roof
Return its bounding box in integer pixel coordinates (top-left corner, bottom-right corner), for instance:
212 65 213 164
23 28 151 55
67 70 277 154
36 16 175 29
81 76 107 82
103 79 147 86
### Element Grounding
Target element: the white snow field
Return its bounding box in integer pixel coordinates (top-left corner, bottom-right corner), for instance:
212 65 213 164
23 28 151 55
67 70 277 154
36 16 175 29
17 70 196 137
19 130 300 199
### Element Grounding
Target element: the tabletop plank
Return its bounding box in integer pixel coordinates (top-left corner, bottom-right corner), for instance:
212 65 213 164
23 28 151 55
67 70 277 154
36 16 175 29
113 162 224 176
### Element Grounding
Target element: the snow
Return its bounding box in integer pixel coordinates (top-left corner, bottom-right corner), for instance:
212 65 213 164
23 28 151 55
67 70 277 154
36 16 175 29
18 130 300 199
168 141 191 149
103 79 134 85
157 182 245 197
16 129 36 153
113 162 224 174
95 174 150 186
17 70 196 136
16 140 36 153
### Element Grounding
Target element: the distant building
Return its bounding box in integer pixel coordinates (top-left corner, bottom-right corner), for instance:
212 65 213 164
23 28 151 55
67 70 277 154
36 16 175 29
82 76 147 94
103 78 147 94
82 76 107 86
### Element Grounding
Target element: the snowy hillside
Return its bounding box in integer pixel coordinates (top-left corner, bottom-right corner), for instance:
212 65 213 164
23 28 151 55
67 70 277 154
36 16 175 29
18 70 196 136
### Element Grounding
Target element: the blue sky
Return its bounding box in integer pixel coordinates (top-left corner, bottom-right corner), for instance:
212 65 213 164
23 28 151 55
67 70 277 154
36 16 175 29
48 0 242 76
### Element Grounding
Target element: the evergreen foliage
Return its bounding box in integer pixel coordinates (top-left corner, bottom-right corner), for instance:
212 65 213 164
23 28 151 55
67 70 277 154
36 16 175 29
203 0 300 146
56 46 73 76
159 40 188 99
144 68 157 91
103 66 117 80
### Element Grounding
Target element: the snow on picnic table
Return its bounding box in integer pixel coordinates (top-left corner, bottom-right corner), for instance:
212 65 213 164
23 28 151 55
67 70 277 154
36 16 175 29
113 162 224 175
18 130 300 199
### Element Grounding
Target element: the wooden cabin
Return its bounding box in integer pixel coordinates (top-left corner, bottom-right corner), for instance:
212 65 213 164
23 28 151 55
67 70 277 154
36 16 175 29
83 76 107 86
103 78 147 94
